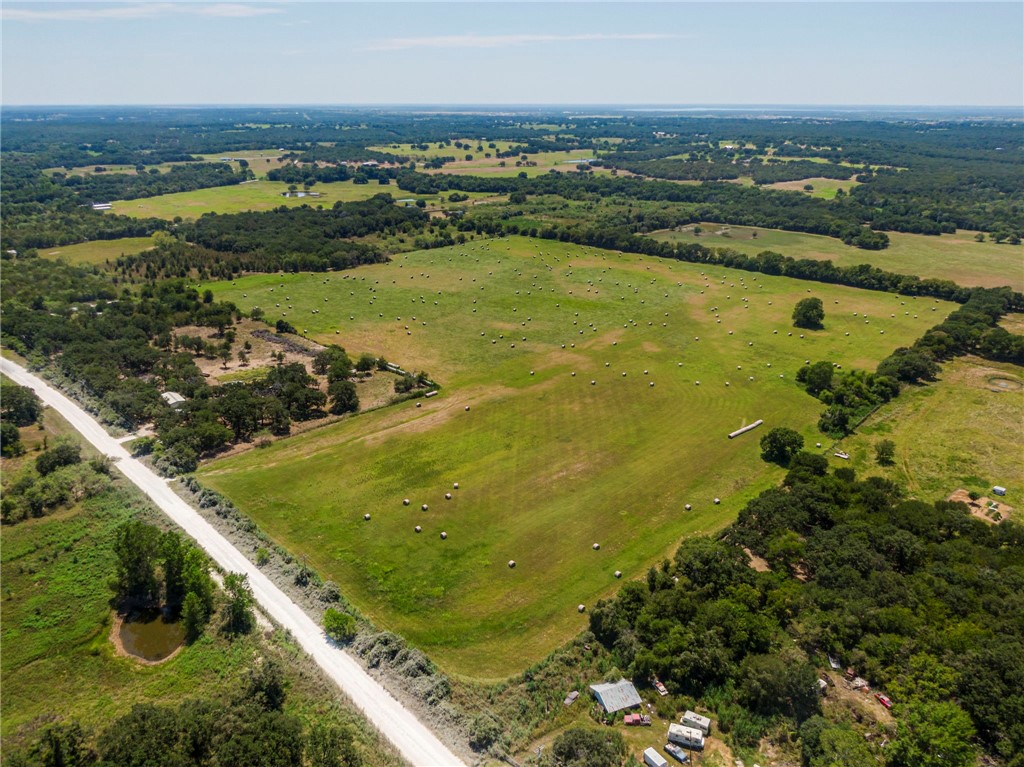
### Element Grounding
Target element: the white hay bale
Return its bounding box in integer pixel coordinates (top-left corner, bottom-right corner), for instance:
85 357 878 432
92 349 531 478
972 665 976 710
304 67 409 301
508 560 516 568
403 499 411 506
465 406 471 411
445 493 452 500
415 525 422 533
440 532 447 540
577 604 586 613
695 380 701 385
591 380 596 385
422 504 429 511
649 382 654 387
593 543 601 550
713 498 721 505
364 514 371 521
615 570 622 578
684 503 692 511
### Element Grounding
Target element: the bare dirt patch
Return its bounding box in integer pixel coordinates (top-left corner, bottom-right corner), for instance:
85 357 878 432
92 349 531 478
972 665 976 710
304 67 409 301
948 488 1014 524
743 546 771 572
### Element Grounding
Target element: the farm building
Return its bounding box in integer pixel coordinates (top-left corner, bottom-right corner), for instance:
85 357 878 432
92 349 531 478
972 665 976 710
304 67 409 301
91 203 112 211
161 391 187 409
589 678 642 713
643 747 668 767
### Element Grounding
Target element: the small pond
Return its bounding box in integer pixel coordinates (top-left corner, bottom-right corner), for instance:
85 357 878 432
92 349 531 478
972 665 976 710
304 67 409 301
118 608 185 662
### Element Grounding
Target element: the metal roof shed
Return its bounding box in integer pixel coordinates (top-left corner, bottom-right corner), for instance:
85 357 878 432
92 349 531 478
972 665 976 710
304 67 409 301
589 679 642 713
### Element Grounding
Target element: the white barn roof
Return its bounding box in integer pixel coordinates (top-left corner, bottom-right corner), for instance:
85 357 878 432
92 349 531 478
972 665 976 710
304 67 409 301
589 678 642 713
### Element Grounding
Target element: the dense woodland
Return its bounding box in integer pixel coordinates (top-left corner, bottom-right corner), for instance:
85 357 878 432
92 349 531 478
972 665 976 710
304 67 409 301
590 462 1024 766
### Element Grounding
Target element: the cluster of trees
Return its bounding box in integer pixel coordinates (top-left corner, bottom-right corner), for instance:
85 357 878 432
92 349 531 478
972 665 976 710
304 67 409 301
2 266 237 429
55 162 251 205
1 436 114 523
182 194 427 264
112 520 219 639
608 155 859 186
0 379 42 458
5 663 366 767
590 461 1024 764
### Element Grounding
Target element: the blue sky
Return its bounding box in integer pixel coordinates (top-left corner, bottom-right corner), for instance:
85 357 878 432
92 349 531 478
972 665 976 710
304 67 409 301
2 2 1022 106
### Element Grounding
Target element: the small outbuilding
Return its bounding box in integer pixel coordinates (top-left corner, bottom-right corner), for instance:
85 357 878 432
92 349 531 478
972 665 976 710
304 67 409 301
993 486 1007 496
590 678 642 714
643 747 668 767
161 391 187 409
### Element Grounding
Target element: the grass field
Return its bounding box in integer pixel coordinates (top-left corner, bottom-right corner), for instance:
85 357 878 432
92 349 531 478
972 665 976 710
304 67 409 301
649 224 1024 292
370 140 522 159
765 176 860 199
110 180 489 220
0 410 397 764
41 236 158 264
196 236 952 680
835 356 1024 510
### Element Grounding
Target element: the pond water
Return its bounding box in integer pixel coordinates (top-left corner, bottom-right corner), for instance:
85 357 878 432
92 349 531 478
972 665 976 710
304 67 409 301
118 609 185 662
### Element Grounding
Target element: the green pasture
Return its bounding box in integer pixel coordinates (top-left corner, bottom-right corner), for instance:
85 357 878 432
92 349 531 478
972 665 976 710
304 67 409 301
41 236 157 265
835 357 1023 509
648 224 1024 292
109 180 486 220
428 149 606 178
370 140 521 159
765 176 860 199
197 236 953 680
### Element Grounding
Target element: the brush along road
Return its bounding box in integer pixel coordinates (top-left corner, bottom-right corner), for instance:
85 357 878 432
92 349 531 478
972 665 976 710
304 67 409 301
0 358 467 767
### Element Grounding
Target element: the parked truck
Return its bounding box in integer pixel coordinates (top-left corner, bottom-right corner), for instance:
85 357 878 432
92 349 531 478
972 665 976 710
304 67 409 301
667 723 705 751
625 713 652 726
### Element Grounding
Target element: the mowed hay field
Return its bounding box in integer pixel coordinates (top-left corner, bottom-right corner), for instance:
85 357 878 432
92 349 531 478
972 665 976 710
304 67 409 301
41 236 157 265
198 236 954 680
110 180 475 220
835 357 1024 510
649 225 1024 292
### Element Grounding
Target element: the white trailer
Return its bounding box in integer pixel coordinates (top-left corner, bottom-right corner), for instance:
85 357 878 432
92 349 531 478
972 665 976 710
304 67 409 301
668 723 705 750
681 710 711 735
644 747 669 767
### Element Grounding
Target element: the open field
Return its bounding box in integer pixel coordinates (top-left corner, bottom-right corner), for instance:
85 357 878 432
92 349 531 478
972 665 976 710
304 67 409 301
649 224 1024 292
41 235 157 264
198 236 953 680
835 356 1024 510
110 180 491 220
43 148 287 179
423 149 608 178
370 140 522 159
765 176 860 199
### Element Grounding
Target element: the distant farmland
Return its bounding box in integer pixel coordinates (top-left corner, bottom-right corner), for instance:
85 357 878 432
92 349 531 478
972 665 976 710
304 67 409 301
648 224 1024 292
199 236 954 679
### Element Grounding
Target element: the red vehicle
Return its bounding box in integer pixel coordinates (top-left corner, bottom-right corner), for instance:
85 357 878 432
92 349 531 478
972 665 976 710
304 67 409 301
624 713 652 726
875 693 893 709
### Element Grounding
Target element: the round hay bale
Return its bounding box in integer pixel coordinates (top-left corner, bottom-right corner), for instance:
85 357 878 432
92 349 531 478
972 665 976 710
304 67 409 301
714 498 721 505
453 483 459 489
816 442 822 448
577 604 586 613
649 382 655 387
695 380 701 385
440 532 448 540
465 406 471 411
364 514 371 521
403 499 411 506
445 493 452 500
591 380 597 385
593 543 601 550
530 371 535 376
416 402 421 408
508 560 516 568
685 503 692 510
422 504 429 511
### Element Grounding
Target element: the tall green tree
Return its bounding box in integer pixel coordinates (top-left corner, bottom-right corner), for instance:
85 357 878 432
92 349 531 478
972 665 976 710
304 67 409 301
113 520 162 604
792 297 825 329
887 701 978 767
